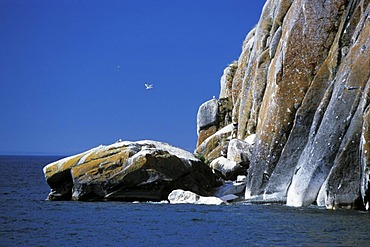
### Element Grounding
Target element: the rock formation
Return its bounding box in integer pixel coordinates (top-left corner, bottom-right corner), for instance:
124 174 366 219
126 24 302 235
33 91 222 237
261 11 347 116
195 0 369 210
43 0 369 210
43 140 217 201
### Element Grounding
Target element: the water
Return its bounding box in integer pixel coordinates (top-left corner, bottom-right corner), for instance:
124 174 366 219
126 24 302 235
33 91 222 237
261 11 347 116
1 156 369 246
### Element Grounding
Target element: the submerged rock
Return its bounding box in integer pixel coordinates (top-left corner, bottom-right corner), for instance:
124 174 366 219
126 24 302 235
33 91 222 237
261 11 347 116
43 140 217 202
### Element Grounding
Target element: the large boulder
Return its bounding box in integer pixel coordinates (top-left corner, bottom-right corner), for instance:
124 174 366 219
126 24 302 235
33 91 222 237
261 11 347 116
196 99 220 147
227 135 255 167
209 156 246 181
43 140 217 202
197 99 218 134
196 98 233 147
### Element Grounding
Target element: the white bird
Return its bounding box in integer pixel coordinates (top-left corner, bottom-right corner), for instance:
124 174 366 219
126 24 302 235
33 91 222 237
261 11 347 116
145 83 153 90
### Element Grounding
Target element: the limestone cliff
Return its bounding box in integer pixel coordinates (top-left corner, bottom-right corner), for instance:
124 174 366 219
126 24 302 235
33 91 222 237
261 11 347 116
196 0 369 210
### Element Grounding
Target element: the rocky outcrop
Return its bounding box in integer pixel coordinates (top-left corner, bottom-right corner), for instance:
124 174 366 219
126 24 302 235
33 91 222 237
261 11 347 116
43 0 369 210
196 0 369 210
43 140 217 202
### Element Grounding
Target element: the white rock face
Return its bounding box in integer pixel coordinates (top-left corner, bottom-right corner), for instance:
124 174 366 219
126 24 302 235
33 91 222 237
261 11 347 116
219 194 239 202
136 140 199 163
197 99 219 134
219 61 238 99
244 134 256 145
316 179 328 207
286 162 327 207
269 26 282 59
227 138 253 165
168 189 225 205
237 175 247 183
210 156 245 180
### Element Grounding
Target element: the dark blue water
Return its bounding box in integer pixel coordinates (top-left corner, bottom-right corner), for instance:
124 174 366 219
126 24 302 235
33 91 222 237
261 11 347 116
1 156 369 246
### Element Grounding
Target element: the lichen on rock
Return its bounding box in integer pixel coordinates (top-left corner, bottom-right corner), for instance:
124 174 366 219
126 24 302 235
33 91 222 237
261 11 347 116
43 0 370 210
44 140 217 202
194 0 370 210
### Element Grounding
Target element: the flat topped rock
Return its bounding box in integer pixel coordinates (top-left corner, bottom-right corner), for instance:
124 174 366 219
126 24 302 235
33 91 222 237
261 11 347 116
43 140 217 202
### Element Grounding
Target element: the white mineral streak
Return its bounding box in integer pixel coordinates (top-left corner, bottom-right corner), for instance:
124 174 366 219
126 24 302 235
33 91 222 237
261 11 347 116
137 140 198 166
76 145 106 166
43 148 96 174
287 163 326 207
245 134 256 145
316 178 328 207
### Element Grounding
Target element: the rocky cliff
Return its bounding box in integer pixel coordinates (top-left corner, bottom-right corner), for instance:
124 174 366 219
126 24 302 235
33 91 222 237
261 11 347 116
196 0 369 210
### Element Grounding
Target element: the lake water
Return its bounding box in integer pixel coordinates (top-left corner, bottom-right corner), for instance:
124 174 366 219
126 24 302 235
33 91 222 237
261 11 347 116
1 155 369 246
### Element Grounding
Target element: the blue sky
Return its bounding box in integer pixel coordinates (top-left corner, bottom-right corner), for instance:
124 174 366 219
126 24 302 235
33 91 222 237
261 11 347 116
0 0 266 156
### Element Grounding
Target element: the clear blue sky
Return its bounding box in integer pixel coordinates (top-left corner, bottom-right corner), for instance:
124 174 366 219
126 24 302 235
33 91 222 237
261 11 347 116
0 0 266 156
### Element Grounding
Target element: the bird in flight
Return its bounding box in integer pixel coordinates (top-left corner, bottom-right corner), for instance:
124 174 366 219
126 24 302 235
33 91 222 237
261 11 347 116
144 83 153 90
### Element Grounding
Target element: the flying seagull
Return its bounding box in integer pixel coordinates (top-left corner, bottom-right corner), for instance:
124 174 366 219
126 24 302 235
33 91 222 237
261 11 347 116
145 83 153 90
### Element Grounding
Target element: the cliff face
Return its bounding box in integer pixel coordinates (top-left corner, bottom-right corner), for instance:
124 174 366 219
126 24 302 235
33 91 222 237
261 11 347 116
196 0 369 210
